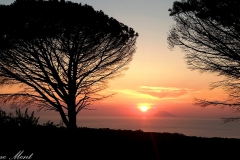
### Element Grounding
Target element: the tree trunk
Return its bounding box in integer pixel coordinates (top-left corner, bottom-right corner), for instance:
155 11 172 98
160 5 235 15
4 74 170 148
58 107 70 128
67 98 77 130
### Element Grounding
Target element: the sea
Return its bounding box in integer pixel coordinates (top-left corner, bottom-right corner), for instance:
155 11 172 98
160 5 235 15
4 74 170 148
39 116 240 139
65 116 240 139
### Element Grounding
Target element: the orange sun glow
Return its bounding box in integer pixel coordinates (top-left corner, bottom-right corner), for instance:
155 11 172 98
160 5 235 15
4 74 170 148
139 106 149 112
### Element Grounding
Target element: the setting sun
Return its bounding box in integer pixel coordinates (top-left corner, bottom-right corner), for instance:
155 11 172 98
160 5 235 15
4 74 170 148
139 106 149 112
137 103 152 113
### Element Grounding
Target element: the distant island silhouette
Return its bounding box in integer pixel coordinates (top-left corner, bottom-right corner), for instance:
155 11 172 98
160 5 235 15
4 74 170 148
152 111 176 117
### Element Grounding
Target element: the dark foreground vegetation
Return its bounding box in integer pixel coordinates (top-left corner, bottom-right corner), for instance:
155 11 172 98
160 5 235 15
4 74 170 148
1 109 240 160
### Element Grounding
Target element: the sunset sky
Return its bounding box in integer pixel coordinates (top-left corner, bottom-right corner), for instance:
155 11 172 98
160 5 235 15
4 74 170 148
0 0 237 120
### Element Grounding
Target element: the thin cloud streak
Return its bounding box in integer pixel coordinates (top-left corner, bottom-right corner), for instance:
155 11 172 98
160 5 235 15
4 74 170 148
114 89 160 100
139 85 201 99
112 86 201 100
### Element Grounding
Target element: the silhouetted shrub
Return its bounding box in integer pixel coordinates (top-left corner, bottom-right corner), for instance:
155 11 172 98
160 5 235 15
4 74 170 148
0 107 63 129
14 108 39 127
42 120 61 128
0 108 16 128
0 109 8 124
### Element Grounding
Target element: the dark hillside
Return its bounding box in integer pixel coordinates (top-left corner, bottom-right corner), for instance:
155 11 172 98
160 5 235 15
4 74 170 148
1 127 239 160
